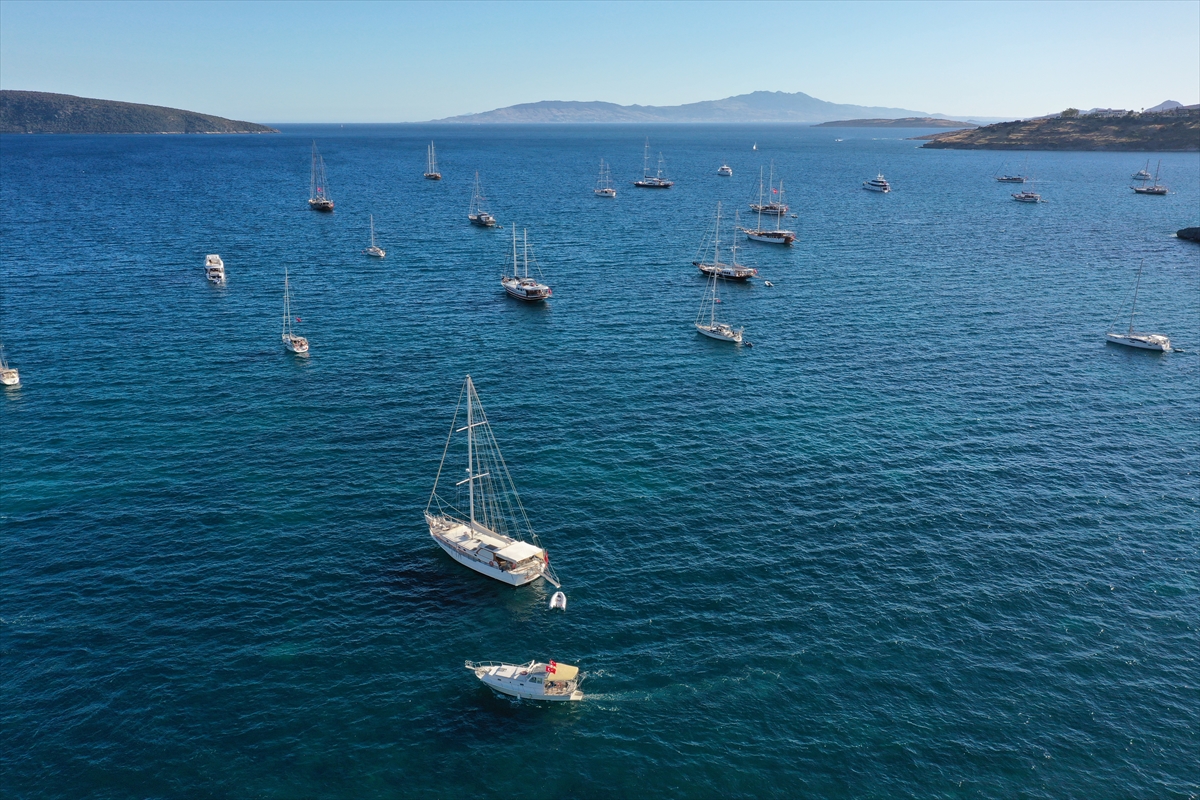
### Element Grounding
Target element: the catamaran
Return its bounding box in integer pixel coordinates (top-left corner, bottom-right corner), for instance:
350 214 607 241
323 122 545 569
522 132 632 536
749 163 788 215
717 164 733 176
694 208 745 344
424 141 442 180
205 254 226 285
308 142 334 211
501 227 552 301
594 159 616 197
363 214 385 258
694 202 757 281
465 659 584 702
744 168 795 244
633 139 673 188
468 172 498 227
281 269 309 355
0 343 19 387
425 376 560 587
1132 160 1167 195
1107 261 1171 351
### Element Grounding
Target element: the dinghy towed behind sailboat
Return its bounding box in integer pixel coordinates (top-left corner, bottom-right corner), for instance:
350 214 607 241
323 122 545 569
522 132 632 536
281 269 309 354
425 376 560 587
308 142 334 211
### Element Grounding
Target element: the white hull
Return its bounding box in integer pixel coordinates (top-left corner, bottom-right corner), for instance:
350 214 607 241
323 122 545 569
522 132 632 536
696 323 742 343
433 534 541 586
364 246 385 258
744 229 795 244
594 189 616 198
283 334 309 354
863 184 889 192
467 661 584 702
1106 333 1170 352
1 370 19 387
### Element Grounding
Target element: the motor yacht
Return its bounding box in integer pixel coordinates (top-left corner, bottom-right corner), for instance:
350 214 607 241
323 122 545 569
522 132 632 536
465 660 584 702
205 254 226 285
863 174 891 192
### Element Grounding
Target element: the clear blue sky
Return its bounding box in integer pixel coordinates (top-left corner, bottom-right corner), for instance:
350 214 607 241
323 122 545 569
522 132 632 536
2 1 1197 122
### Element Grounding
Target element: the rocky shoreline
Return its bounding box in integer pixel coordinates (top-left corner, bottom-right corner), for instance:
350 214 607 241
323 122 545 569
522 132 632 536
919 109 1199 151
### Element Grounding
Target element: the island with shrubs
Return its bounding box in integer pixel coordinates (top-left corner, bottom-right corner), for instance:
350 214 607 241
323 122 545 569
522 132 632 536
0 91 277 134
919 106 1199 151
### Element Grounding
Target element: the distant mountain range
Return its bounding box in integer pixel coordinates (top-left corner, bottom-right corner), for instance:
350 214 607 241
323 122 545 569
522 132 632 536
436 91 995 125
0 91 277 134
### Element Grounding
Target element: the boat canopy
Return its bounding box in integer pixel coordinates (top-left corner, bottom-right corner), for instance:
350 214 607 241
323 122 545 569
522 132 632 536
495 541 543 563
547 663 578 681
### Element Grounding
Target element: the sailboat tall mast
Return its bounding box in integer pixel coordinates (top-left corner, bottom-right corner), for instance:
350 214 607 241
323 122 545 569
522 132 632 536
467 377 475 528
643 138 651 178
712 203 721 325
1129 261 1144 333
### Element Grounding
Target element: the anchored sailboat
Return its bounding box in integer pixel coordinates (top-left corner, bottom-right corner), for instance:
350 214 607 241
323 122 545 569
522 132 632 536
468 172 498 227
633 138 673 188
424 141 442 180
1131 160 1167 195
744 168 795 244
749 163 788 215
1106 261 1171 351
694 206 745 344
501 226 552 301
0 343 20 387
425 376 560 587
694 201 757 281
281 269 309 354
363 214 385 258
594 159 616 197
308 142 334 211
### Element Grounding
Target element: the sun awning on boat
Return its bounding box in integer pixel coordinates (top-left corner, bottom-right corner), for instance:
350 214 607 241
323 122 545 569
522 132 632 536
547 663 578 681
495 542 543 563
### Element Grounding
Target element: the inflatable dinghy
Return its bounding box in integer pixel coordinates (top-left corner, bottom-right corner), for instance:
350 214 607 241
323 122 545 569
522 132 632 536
549 591 567 611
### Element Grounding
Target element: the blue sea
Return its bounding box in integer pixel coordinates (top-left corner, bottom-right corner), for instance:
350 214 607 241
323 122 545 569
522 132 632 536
1 124 1198 799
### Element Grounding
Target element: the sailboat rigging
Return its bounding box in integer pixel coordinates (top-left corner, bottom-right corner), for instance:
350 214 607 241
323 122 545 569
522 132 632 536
424 141 442 180
363 214 385 258
501 227 552 301
425 376 561 587
594 159 616 197
1106 261 1171 351
281 269 309 354
1131 160 1167 195
633 138 673 188
694 204 745 344
468 172 498 227
744 167 796 244
694 201 758 281
308 142 334 212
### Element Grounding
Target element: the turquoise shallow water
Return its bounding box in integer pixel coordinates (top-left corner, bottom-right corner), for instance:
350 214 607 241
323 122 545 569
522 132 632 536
1 124 1198 798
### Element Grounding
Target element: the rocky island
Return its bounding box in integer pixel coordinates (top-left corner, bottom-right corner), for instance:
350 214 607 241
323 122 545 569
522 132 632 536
920 107 1199 151
0 91 277 134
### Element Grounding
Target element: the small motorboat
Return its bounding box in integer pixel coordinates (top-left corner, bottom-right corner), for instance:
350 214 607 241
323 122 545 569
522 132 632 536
764 281 773 287
549 591 566 610
466 659 584 702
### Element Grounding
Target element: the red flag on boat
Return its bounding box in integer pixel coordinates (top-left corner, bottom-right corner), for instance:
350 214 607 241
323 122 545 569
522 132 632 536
295 317 301 322
546 660 557 674
772 188 778 194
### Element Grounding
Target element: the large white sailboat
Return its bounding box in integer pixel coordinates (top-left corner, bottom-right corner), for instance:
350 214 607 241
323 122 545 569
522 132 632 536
281 269 309 355
308 142 334 211
1106 261 1171 351
694 202 758 281
501 226 552 301
425 376 561 588
694 209 745 344
468 172 498 227
0 343 20 387
633 138 673 188
363 214 385 258
743 168 796 245
594 159 616 197
748 163 788 215
424 141 442 180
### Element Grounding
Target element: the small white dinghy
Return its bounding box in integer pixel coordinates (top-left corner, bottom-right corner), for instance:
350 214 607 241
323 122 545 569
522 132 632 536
549 591 567 611
466 659 584 702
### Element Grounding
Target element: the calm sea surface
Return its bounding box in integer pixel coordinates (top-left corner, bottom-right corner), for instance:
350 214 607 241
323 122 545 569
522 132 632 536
1 124 1198 799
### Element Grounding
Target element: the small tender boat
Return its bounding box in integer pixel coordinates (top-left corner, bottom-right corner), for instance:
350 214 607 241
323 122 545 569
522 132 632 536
205 254 226 285
1012 190 1041 203
863 173 891 192
1107 261 1170 352
594 158 616 197
717 164 733 176
501 227 552 302
0 344 20 387
308 142 334 212
468 172 498 227
465 660 584 702
281 269 309 355
424 141 442 180
362 214 385 258
633 138 674 188
1131 160 1167 195
549 591 566 610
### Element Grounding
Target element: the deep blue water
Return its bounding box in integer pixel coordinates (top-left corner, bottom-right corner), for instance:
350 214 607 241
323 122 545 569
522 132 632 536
1 124 1198 799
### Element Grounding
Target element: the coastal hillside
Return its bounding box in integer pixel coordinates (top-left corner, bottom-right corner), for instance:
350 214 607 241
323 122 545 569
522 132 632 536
0 91 277 134
814 117 976 128
437 90 948 124
920 108 1199 151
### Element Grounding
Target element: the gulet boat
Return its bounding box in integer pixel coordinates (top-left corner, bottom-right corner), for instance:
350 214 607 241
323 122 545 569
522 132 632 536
468 172 498 227
424 141 442 180
633 138 673 188
425 376 561 587
501 226 552 301
308 142 334 211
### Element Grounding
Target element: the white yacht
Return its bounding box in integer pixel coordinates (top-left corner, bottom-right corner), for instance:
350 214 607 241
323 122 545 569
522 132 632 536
1012 190 1042 203
363 214 385 258
204 254 226 285
281 269 309 355
594 159 616 197
744 168 796 244
0 344 19 387
501 227 552 302
863 173 891 192
468 172 498 227
694 202 757 281
1107 262 1170 352
465 660 584 702
717 164 733 176
425 375 561 588
633 138 673 188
